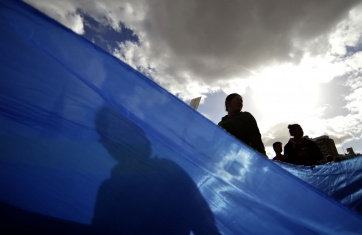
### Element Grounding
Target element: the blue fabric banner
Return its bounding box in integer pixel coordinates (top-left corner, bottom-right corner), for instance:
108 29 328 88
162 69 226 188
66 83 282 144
1 1 362 234
276 157 362 213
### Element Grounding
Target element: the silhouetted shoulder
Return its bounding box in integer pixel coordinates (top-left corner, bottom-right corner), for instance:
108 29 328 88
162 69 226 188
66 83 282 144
218 115 228 125
240 111 256 121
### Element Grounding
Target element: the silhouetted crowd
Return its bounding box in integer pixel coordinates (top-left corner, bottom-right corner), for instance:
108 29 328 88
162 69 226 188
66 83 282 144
219 93 344 166
271 130 344 166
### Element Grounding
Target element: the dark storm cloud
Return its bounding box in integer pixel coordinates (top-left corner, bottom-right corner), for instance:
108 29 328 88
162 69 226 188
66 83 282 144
25 0 362 86
140 0 361 81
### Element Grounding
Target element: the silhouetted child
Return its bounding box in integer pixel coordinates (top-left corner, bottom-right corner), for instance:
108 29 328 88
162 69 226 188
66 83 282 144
272 142 285 162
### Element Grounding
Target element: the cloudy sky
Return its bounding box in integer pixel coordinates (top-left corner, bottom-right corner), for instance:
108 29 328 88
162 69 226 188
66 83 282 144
24 0 362 157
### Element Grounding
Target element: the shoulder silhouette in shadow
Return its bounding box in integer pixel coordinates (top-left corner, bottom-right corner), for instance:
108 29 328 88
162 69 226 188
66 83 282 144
92 105 220 235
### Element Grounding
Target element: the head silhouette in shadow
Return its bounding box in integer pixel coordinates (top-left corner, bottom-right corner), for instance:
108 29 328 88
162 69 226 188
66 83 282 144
92 105 220 235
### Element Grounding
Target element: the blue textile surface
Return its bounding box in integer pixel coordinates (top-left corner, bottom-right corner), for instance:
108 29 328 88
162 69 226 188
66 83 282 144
276 157 362 213
1 1 362 234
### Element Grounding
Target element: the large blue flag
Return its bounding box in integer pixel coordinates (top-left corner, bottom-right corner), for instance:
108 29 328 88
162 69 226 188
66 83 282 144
276 158 362 213
1 1 361 234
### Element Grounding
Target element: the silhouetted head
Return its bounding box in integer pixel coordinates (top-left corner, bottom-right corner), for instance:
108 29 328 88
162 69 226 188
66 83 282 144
272 142 282 153
225 93 243 114
288 124 303 139
95 105 151 162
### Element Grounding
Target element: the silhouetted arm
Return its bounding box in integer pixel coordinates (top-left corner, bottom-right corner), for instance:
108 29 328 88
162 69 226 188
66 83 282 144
244 112 266 155
283 141 295 164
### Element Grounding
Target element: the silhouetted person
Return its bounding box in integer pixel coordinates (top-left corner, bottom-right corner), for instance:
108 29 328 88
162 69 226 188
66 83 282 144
326 155 334 163
218 93 266 156
92 105 220 235
272 142 285 162
284 124 323 166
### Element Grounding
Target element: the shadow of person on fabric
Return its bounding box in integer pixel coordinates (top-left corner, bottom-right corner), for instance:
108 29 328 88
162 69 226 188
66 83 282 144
92 105 220 235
